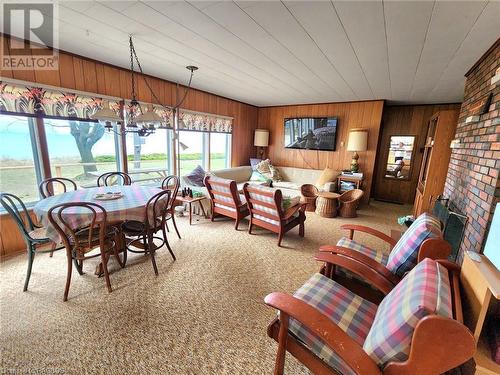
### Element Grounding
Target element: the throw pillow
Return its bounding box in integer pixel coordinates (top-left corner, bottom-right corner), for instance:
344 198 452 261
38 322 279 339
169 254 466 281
315 168 337 188
256 159 272 174
249 171 268 182
185 165 206 187
250 158 262 171
269 165 282 182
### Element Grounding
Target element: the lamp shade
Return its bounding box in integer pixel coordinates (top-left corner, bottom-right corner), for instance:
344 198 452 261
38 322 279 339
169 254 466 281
134 110 163 126
347 129 368 152
91 106 121 124
254 129 269 147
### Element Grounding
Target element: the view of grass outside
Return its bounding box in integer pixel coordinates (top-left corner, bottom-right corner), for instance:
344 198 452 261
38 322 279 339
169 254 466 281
0 114 231 205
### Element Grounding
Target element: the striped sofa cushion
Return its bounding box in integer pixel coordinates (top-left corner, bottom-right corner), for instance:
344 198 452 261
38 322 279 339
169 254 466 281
386 213 442 277
208 176 245 212
363 258 452 366
247 185 300 226
337 237 389 265
289 273 378 375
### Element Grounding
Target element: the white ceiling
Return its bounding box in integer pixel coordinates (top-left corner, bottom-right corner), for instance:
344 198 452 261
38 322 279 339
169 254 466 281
11 1 500 106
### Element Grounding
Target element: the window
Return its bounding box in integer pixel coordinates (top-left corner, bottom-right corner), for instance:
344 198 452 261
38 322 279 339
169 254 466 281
126 129 173 185
210 133 231 170
178 131 207 176
0 114 43 204
44 118 121 188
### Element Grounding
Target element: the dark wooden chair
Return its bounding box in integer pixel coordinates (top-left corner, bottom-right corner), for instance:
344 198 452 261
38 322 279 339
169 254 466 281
0 192 64 291
97 172 132 187
121 189 175 276
48 202 120 301
39 177 77 199
338 189 364 218
265 256 475 375
161 175 181 239
242 183 306 246
204 175 249 230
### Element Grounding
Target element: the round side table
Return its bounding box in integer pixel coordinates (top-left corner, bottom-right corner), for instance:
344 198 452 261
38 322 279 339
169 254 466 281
315 192 340 218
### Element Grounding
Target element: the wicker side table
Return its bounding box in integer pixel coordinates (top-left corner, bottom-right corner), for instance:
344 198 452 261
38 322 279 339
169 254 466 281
300 184 319 212
315 192 340 218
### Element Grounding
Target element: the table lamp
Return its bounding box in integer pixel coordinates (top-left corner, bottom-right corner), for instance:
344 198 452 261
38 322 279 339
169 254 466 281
254 129 269 159
347 129 368 172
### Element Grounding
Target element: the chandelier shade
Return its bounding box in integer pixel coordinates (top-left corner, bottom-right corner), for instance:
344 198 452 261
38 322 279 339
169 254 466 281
91 107 121 124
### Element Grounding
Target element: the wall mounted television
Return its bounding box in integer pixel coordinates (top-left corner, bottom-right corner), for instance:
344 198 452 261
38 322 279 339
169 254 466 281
284 117 338 151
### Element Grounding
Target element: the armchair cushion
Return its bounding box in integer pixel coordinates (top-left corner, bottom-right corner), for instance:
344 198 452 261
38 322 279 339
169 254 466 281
337 237 389 265
386 213 442 277
289 273 378 375
363 258 452 366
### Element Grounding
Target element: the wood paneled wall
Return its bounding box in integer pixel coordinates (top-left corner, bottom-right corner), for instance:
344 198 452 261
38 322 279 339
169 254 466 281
372 104 461 204
0 34 259 167
257 101 385 203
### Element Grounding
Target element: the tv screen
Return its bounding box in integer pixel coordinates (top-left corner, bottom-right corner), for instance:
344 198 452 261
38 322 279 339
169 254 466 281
284 117 338 151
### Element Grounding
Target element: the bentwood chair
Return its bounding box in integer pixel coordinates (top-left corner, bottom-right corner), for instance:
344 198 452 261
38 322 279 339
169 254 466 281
161 175 181 239
204 175 249 230
121 189 175 275
242 184 306 246
39 177 78 199
48 202 120 301
0 192 64 292
97 172 132 187
265 257 475 375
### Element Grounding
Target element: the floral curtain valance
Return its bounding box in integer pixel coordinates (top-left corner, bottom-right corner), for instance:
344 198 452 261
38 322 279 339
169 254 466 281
178 110 232 133
0 82 120 121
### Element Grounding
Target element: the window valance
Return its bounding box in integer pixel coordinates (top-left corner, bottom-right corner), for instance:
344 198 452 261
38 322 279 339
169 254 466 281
178 110 232 133
0 81 120 121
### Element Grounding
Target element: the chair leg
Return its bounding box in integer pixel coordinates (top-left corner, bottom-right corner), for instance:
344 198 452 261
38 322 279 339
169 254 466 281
147 233 159 276
248 222 253 234
74 257 84 275
170 214 181 239
162 227 176 261
113 232 127 268
100 250 112 293
63 252 73 302
49 242 55 257
234 217 240 230
165 220 170 232
277 231 284 247
23 246 35 292
299 221 305 237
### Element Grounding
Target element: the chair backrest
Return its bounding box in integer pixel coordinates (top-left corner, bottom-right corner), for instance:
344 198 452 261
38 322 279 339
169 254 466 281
144 189 171 229
386 212 442 277
97 172 132 187
48 202 108 253
39 177 77 198
243 184 283 227
161 175 180 210
0 192 36 240
339 189 363 203
205 175 243 212
363 258 453 366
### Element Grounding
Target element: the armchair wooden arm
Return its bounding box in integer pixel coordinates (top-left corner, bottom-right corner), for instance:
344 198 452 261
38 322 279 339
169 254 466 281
417 238 452 262
283 203 307 221
265 292 382 375
316 251 396 295
340 224 397 248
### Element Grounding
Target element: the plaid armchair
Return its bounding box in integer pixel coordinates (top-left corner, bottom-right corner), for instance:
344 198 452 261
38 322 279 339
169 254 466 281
265 258 474 375
320 213 452 301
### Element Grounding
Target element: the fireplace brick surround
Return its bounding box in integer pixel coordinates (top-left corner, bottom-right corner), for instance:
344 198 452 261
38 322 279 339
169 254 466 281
443 39 500 262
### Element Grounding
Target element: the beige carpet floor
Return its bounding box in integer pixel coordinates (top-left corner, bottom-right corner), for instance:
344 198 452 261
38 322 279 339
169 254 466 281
0 201 409 375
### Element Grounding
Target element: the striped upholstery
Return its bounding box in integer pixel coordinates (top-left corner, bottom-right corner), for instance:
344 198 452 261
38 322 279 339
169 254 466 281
207 176 246 213
246 185 300 226
337 237 389 265
386 213 442 277
363 258 452 366
289 273 378 375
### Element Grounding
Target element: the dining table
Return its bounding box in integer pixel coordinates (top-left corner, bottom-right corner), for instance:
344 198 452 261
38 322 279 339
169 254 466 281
34 185 164 244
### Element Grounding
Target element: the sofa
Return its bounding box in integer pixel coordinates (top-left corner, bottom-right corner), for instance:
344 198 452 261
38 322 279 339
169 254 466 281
181 165 340 216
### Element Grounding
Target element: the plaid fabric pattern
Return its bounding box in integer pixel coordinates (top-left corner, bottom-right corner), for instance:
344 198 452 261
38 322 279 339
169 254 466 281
288 273 378 375
34 186 165 243
386 213 442 277
337 237 389 265
248 185 300 226
363 258 452 366
207 176 245 213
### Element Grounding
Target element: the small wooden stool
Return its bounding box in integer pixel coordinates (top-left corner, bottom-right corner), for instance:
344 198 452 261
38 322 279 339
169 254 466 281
315 192 340 218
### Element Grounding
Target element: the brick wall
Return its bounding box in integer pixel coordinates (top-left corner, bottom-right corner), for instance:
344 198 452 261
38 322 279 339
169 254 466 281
443 39 500 262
